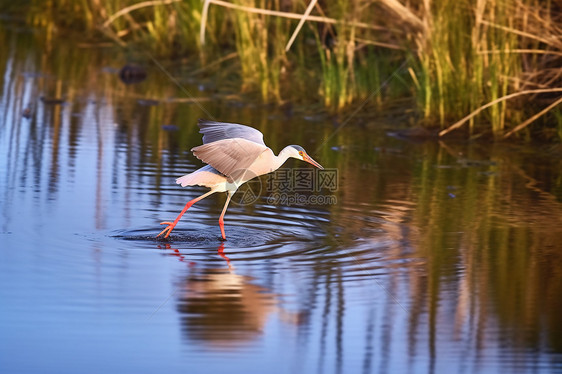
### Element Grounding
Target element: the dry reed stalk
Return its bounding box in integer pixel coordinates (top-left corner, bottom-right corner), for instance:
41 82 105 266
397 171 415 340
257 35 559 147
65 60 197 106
477 49 562 58
97 25 127 47
285 0 317 52
354 37 406 51
188 52 238 75
102 0 182 28
503 96 562 138
479 20 557 48
199 0 387 45
379 0 424 31
439 88 562 136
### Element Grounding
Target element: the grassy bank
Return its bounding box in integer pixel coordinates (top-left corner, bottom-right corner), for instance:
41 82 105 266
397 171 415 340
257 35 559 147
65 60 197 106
1 0 561 140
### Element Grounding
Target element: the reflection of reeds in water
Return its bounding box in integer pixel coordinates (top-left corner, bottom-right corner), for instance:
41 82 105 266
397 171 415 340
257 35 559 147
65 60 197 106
406 142 562 354
0 27 205 229
320 132 562 356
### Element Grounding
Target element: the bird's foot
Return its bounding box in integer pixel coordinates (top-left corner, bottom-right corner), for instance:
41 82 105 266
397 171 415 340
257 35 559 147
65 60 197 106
157 221 176 238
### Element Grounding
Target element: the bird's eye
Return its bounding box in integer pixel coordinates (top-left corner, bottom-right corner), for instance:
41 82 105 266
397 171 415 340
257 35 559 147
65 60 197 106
298 151 304 157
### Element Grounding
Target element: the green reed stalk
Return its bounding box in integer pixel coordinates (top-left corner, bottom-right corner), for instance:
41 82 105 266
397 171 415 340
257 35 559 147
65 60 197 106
311 0 360 112
414 0 522 136
230 0 287 102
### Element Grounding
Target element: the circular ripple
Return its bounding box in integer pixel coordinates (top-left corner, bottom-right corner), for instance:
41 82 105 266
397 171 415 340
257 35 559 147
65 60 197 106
111 219 318 249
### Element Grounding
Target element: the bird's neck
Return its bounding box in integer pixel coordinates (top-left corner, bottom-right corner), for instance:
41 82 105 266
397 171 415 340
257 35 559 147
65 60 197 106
272 147 294 171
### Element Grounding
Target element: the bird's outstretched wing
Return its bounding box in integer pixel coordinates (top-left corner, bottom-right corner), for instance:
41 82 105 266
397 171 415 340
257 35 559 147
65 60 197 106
197 119 265 145
191 138 268 180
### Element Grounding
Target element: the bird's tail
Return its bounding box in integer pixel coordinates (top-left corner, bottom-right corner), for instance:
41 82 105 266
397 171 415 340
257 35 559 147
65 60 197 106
176 173 195 187
175 165 224 188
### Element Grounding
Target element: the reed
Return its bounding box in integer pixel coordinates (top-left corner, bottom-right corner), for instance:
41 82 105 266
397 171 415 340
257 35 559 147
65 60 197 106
3 0 562 139
428 0 562 138
313 22 356 112
102 0 205 56
412 0 520 135
311 0 391 112
228 0 289 102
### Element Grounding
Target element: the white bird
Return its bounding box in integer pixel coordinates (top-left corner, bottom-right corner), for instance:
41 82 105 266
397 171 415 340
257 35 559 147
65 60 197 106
157 119 324 240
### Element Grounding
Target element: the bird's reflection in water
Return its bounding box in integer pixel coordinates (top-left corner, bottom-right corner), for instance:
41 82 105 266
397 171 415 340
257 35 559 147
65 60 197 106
162 242 305 349
216 242 234 272
157 243 195 266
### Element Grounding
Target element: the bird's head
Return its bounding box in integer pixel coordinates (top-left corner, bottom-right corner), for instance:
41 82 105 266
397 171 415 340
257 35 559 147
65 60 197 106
287 145 324 169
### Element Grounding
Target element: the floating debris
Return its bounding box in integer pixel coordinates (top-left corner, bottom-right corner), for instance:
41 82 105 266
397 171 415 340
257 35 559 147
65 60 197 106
22 108 32 119
387 127 439 140
137 99 159 106
21 71 47 79
118 64 147 84
332 145 350 152
40 96 65 105
162 124 178 131
101 66 119 74
303 114 328 122
457 158 497 167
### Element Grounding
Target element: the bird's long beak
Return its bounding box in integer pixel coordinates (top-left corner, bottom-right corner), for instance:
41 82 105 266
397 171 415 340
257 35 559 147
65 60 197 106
303 153 324 169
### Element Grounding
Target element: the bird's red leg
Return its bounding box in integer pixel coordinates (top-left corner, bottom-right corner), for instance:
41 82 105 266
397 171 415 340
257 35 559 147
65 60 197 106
217 242 233 271
218 191 234 240
157 190 214 238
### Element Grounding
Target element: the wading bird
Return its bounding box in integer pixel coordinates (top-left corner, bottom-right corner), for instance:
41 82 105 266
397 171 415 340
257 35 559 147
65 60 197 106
157 119 324 240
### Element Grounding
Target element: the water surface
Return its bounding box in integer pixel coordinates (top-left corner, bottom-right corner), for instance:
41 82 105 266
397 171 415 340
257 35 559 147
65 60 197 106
1 23 562 374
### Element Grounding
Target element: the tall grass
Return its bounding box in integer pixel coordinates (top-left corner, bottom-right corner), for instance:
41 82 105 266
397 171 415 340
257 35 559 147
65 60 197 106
314 24 355 111
3 0 562 139
413 0 521 135
228 0 289 102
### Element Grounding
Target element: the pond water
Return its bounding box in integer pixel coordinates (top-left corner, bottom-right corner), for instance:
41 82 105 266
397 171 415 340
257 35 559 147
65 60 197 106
1 23 562 374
